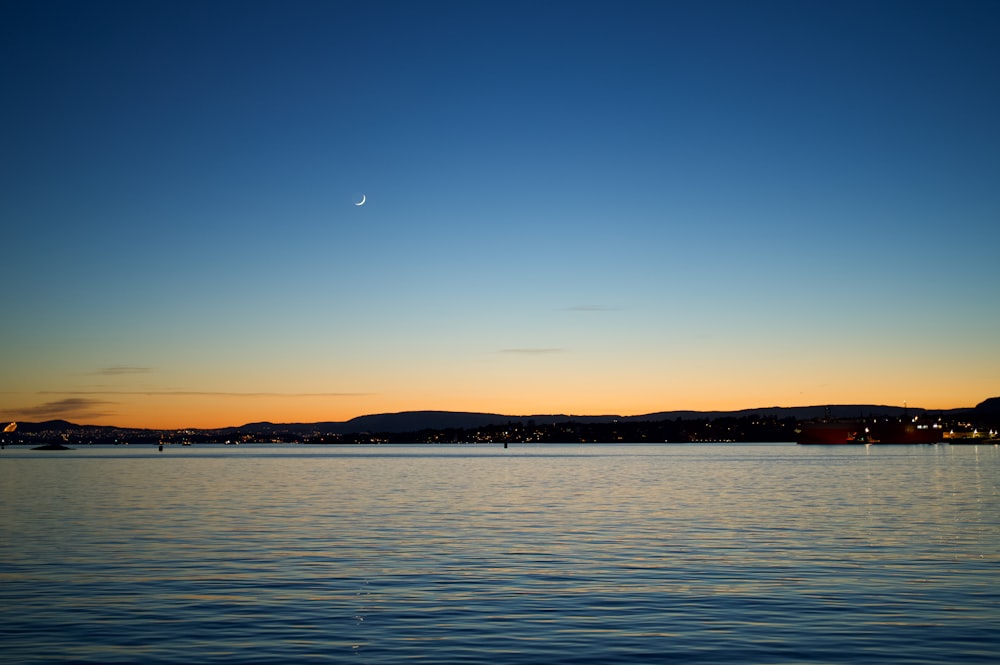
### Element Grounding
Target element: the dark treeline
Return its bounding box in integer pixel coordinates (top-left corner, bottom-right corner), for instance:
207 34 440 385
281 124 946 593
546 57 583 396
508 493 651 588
321 415 799 445
2 415 798 445
5 403 997 445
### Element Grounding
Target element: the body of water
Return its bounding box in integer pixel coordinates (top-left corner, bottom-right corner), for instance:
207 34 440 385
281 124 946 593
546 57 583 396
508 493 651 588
1 443 998 663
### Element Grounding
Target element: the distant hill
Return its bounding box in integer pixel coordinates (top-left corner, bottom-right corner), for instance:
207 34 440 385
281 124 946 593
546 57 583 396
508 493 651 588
226 411 620 435
632 404 935 423
332 404 947 433
975 396 1000 413
341 411 622 433
5 398 995 436
215 403 973 434
4 419 86 433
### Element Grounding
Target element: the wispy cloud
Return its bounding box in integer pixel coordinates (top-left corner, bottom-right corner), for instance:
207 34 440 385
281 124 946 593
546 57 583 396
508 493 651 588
93 366 155 376
498 348 566 355
38 390 373 398
562 305 617 312
17 398 116 420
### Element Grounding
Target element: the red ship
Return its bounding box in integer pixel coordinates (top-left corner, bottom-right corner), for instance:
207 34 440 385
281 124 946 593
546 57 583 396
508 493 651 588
797 417 943 444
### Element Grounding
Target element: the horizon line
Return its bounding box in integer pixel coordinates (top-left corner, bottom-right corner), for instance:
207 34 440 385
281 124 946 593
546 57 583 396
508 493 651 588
4 398 990 431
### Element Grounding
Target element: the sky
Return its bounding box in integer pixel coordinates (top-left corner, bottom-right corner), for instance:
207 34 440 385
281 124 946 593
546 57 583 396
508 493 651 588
2 0 998 429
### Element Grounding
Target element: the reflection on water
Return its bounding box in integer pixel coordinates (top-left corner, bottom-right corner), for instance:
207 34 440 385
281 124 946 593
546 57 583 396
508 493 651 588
1 444 998 663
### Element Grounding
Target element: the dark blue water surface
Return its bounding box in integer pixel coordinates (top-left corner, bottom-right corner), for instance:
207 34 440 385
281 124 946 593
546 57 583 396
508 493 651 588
1 443 998 663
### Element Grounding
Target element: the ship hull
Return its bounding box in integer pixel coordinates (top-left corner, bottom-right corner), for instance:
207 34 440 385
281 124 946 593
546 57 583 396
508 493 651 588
797 422 860 444
797 420 942 444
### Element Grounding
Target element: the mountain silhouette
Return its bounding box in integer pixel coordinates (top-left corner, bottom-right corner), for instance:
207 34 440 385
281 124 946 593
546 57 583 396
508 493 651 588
5 398 995 436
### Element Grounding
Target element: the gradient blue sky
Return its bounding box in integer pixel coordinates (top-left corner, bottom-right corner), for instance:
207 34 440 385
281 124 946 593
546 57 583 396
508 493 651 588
2 0 998 428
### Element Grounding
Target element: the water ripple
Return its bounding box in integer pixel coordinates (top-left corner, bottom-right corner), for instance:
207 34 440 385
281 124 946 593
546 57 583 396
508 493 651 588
1 444 998 663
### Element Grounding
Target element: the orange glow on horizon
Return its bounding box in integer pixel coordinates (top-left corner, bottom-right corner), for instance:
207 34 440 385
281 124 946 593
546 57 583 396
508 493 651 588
9 382 989 430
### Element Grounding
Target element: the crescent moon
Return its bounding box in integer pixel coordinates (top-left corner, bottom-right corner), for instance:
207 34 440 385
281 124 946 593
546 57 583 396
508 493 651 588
354 194 366 206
